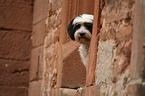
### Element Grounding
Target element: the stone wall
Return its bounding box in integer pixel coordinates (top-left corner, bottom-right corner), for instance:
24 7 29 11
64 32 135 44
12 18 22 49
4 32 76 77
28 0 145 96
95 0 134 95
1 0 144 96
29 0 62 96
43 0 62 95
0 0 33 96
29 0 49 96
85 0 145 96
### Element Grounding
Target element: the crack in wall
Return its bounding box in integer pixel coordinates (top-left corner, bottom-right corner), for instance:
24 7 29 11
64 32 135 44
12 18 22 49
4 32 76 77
12 69 29 74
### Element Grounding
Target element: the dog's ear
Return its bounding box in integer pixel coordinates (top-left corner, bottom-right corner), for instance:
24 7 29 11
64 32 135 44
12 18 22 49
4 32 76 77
67 19 75 40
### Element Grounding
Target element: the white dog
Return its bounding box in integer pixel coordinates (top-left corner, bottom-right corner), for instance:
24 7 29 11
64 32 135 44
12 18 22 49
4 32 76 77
67 14 94 67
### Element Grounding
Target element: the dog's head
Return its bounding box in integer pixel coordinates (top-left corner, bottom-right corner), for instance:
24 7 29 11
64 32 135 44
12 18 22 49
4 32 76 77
67 14 94 44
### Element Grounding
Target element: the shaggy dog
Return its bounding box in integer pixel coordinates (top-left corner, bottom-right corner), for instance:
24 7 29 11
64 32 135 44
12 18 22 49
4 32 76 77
67 14 94 67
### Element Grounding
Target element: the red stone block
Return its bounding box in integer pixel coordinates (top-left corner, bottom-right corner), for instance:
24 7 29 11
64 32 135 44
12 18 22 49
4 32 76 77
127 83 145 96
33 0 48 24
28 80 42 96
0 0 33 31
0 30 32 60
29 46 44 81
0 86 28 96
0 60 29 86
32 19 46 47
84 85 96 96
60 41 86 88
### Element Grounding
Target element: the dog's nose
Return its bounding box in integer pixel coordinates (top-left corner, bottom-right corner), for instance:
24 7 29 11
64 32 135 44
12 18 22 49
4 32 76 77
79 33 85 37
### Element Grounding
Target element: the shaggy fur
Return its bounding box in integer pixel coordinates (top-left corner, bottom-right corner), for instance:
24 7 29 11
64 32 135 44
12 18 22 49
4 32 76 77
67 14 94 67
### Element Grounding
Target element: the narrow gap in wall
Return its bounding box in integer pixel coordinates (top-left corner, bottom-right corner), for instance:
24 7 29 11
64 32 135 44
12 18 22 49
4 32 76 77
58 0 95 92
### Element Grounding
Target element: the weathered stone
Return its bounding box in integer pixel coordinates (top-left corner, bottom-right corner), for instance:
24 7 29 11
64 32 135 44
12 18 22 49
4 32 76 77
95 0 135 95
0 60 29 86
43 8 62 94
29 0 137 96
0 0 32 96
0 86 28 96
0 30 32 60
29 46 44 81
48 0 62 16
102 0 131 23
127 83 145 96
32 19 46 47
113 40 132 74
130 0 145 80
0 0 33 31
28 80 42 96
52 30 60 43
100 21 133 43
95 41 115 95
116 25 133 42
96 41 115 85
61 41 86 88
84 85 96 96
59 88 80 96
100 28 116 41
33 0 48 24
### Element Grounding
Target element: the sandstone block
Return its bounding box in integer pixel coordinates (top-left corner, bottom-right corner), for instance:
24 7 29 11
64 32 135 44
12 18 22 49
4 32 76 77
59 88 78 96
0 86 28 96
0 30 31 60
127 83 145 96
84 85 96 96
0 0 33 31
33 0 48 24
0 60 29 86
102 0 130 23
29 46 44 81
28 80 42 96
60 41 86 88
32 19 46 47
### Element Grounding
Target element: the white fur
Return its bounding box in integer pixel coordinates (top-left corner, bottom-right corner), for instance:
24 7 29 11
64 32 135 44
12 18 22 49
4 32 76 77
74 26 92 43
79 44 90 68
73 14 94 25
68 14 93 68
73 14 93 68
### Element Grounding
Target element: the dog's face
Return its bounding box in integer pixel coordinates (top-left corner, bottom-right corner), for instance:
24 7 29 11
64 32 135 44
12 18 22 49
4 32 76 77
67 14 94 44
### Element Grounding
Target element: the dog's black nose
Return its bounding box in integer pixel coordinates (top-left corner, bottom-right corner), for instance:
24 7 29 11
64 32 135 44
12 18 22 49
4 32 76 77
79 33 85 37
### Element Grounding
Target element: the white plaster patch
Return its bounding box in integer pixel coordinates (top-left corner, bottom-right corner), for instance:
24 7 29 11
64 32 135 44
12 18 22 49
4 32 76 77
96 41 115 84
95 41 115 95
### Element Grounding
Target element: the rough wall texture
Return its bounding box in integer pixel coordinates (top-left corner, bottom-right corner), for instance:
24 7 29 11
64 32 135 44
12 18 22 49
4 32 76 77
43 0 62 96
0 0 33 96
29 0 145 96
29 0 92 95
29 0 62 96
28 0 48 95
2 0 144 96
43 0 86 95
95 0 135 95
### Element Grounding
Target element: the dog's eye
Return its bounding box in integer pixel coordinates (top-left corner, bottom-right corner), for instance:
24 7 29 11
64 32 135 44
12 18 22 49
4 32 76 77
84 23 93 32
84 23 92 28
74 24 81 30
